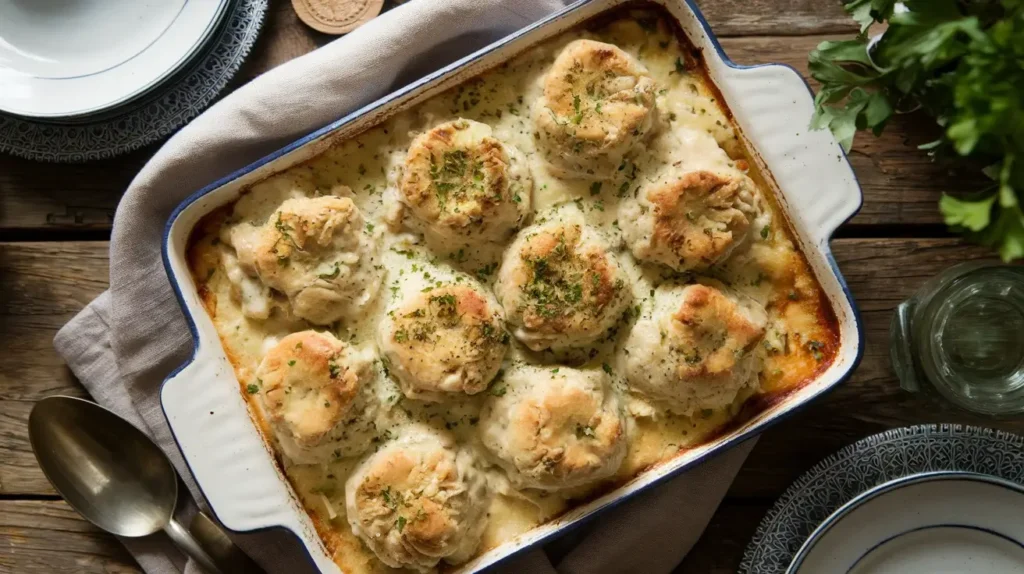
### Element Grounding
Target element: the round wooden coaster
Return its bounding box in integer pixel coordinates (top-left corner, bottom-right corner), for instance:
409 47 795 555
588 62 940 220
292 0 384 35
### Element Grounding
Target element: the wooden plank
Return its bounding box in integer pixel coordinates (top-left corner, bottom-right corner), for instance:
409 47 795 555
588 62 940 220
0 242 107 399
695 0 855 37
0 242 105 495
0 499 139 574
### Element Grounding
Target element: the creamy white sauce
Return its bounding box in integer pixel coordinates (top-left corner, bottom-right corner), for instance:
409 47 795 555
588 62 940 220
193 11 837 573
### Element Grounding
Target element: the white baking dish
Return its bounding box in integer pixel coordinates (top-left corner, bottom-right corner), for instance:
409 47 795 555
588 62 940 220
161 1 864 571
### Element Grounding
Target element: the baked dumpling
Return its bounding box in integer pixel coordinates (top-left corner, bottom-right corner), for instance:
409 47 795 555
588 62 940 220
479 365 627 490
378 283 510 402
345 424 489 571
233 194 383 325
533 39 658 178
495 215 631 351
620 283 767 415
254 330 377 463
399 118 533 245
619 170 760 272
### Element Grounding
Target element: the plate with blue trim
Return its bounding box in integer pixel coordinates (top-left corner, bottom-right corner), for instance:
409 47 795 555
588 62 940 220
740 425 1024 574
0 0 267 162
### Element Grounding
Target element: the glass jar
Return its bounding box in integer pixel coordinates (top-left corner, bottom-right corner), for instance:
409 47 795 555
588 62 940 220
890 262 1024 416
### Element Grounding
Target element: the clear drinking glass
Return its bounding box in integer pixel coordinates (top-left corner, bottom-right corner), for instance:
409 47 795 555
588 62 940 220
890 262 1024 416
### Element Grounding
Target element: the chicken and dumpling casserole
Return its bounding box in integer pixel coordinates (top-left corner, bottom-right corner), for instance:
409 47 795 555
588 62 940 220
187 8 839 573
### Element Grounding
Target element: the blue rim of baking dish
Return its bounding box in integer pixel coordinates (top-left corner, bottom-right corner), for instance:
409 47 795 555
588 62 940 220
159 0 866 569
786 471 1024 573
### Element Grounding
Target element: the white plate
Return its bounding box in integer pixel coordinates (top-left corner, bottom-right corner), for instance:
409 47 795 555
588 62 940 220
0 0 228 118
789 472 1024 574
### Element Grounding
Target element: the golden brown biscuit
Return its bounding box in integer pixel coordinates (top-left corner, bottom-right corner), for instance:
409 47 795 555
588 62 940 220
620 283 767 415
533 39 658 178
255 330 376 462
345 424 489 570
495 217 631 350
241 195 382 325
620 170 760 272
479 365 626 490
400 119 532 244
379 283 509 401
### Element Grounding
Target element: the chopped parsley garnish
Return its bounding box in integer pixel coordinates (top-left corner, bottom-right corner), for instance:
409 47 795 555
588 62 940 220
396 516 407 532
590 182 602 196
246 384 259 394
428 147 486 211
761 225 770 239
602 362 613 375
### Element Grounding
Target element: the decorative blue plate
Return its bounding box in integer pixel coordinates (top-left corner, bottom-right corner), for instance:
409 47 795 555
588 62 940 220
740 424 1024 574
0 0 267 163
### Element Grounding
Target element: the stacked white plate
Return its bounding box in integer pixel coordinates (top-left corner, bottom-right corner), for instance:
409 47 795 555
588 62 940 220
0 0 229 120
742 425 1024 574
0 0 267 162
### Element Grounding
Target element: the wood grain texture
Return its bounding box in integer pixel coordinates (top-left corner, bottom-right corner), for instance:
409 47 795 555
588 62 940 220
0 243 105 494
0 500 139 574
695 0 855 37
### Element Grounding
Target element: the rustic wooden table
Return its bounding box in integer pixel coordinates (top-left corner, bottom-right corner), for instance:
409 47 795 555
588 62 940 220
0 1 1016 572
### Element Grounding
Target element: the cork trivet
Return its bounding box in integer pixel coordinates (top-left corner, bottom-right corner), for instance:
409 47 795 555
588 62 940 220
292 0 384 35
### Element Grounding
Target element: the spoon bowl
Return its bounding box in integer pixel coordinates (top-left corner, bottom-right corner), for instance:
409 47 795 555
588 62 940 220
28 395 261 573
29 395 178 537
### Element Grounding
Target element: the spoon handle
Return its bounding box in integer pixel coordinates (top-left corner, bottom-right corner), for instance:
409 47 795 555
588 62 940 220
165 516 224 574
190 511 266 573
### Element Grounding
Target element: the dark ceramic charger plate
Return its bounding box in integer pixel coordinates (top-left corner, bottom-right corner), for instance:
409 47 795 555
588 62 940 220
740 424 1024 574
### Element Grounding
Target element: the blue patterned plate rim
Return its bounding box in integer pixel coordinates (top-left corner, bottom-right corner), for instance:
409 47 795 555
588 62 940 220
739 424 1024 574
0 0 267 163
786 470 1024 573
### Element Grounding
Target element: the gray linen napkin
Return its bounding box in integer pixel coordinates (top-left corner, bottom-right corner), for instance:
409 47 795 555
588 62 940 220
54 1 754 572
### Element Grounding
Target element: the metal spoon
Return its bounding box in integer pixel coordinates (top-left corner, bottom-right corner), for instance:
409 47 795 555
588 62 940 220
28 395 263 574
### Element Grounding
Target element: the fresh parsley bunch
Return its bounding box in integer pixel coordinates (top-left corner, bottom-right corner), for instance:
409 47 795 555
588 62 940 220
809 0 1024 260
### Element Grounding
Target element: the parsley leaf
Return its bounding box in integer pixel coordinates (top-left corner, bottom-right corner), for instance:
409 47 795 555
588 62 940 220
810 0 1024 260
